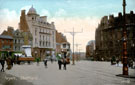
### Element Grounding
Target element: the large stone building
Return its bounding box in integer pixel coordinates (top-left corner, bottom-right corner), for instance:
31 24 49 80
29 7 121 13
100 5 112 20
95 11 135 61
86 40 95 59
19 6 56 60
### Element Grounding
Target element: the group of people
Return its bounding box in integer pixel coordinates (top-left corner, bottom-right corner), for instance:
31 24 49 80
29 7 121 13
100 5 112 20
42 53 70 70
111 56 135 68
58 57 67 70
0 57 14 72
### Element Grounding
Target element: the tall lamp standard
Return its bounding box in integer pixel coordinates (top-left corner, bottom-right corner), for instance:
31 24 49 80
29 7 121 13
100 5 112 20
122 0 128 75
132 44 134 61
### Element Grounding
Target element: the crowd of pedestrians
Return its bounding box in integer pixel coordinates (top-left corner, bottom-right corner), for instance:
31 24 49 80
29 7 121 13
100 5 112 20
110 56 135 69
0 52 71 72
0 55 15 72
42 52 70 70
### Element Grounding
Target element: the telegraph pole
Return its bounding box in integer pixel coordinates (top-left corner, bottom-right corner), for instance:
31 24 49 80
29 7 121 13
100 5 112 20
122 0 128 75
65 28 83 65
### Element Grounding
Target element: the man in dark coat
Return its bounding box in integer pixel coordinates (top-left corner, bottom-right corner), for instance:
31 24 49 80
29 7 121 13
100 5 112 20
63 58 67 70
0 59 5 72
43 58 48 68
58 58 62 70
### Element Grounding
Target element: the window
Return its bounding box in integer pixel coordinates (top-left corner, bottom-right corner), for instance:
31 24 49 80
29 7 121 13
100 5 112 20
35 29 37 36
43 41 44 46
40 35 41 40
46 41 47 47
18 47 20 51
45 29 46 33
63 44 66 48
46 36 47 41
15 39 16 44
18 39 20 43
35 38 37 45
52 31 54 35
40 41 41 46
35 17 36 20
49 42 50 47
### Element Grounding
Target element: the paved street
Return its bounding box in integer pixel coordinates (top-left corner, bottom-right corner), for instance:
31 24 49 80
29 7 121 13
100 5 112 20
0 61 135 85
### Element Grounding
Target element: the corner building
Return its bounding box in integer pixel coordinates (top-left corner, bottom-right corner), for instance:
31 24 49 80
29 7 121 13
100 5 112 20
19 6 56 60
95 11 135 61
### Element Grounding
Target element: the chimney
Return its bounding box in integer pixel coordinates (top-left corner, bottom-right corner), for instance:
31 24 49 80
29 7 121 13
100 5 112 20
118 12 122 17
130 11 134 15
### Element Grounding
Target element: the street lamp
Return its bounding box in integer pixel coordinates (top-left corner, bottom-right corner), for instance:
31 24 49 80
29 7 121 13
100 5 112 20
122 0 128 75
132 43 134 61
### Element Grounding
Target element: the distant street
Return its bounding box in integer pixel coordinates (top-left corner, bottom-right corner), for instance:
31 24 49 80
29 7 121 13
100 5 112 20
0 61 135 85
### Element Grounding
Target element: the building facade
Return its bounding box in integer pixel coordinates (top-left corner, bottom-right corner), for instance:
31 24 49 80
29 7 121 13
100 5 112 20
86 40 95 59
0 35 13 58
13 30 33 52
19 6 56 60
1 26 33 52
56 31 68 54
95 11 135 61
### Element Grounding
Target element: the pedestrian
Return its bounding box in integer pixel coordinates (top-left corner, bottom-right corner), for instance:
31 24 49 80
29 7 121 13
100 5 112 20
130 60 133 68
36 57 40 66
0 59 5 72
58 58 62 70
116 58 119 66
16 55 20 64
28 61 31 65
6 57 12 70
11 58 14 67
43 58 48 68
111 58 113 65
50 58 53 63
63 58 67 70
57 53 62 70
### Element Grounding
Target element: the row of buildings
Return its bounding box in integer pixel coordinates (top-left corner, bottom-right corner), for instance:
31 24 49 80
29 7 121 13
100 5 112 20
86 11 135 61
95 11 135 61
0 6 70 60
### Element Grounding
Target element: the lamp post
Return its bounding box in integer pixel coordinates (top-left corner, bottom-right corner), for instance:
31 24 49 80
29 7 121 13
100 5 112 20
122 0 128 75
132 44 134 61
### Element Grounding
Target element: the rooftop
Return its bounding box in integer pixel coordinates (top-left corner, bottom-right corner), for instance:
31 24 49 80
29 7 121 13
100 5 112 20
0 35 13 39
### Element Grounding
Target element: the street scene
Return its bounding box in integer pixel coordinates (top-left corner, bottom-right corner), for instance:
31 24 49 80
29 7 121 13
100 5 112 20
0 61 135 85
0 0 135 85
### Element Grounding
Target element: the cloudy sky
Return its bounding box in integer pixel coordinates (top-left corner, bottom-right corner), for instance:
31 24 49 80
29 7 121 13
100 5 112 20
0 0 135 52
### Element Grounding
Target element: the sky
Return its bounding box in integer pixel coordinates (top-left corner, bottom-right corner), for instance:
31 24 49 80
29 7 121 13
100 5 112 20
0 0 135 52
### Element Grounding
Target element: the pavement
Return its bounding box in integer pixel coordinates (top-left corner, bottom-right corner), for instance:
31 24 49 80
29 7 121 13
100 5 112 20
0 61 135 85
